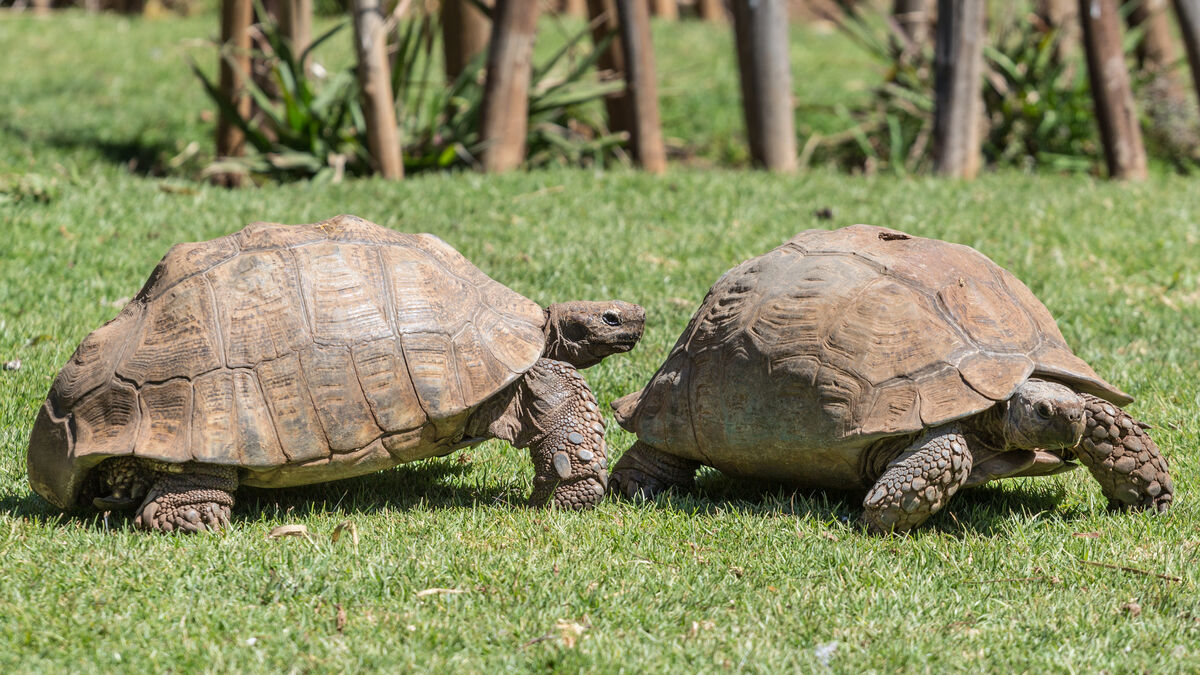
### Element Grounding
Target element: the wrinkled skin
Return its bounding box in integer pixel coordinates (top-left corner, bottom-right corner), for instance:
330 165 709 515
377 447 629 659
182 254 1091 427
544 301 645 369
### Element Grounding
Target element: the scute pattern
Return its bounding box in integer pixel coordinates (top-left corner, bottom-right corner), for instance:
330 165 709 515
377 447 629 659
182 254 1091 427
622 224 1131 474
30 216 547 508
117 277 222 385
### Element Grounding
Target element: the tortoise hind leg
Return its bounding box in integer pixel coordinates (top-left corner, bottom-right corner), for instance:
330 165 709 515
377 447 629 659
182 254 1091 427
134 465 238 533
861 425 972 534
609 441 700 500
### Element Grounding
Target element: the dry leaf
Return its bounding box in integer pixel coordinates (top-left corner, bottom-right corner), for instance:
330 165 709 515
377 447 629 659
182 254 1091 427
415 588 467 598
688 620 716 638
268 524 312 541
556 619 586 648
728 566 745 578
335 604 347 632
331 520 359 551
821 531 839 542
1122 600 1142 617
1073 532 1101 539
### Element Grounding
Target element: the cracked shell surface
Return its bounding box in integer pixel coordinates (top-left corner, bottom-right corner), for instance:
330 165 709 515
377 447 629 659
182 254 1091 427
611 225 1131 490
27 215 546 509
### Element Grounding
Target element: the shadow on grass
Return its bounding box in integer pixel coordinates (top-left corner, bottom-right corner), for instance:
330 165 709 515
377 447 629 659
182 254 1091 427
1 457 523 533
43 128 182 176
627 467 1093 538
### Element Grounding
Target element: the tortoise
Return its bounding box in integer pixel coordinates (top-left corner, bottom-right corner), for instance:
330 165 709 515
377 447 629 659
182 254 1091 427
608 225 1172 533
27 215 645 533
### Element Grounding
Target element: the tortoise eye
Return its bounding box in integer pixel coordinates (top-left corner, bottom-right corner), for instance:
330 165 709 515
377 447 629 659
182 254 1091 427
602 310 621 326
1035 401 1053 418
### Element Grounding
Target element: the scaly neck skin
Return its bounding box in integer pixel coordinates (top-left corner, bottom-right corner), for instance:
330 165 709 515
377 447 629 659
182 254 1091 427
543 306 602 369
541 301 646 370
860 411 1007 486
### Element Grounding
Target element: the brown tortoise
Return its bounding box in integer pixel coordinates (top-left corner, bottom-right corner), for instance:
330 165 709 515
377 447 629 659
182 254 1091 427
609 225 1172 533
27 215 645 532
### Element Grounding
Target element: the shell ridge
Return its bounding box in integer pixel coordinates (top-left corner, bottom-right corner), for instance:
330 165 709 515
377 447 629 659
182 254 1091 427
291 350 334 453
141 234 242 302
373 246 403 339
200 275 227 371
347 342 391 434
395 333 435 421
282 247 316 338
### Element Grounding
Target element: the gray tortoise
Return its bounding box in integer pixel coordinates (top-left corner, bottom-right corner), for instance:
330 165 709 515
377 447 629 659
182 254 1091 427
28 215 644 532
609 225 1172 533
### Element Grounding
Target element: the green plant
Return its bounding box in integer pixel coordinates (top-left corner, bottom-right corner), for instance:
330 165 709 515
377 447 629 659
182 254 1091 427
192 8 625 182
813 4 1104 174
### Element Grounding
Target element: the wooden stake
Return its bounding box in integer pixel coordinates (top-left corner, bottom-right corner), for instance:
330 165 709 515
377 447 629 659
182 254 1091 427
614 0 668 172
352 0 404 179
1128 0 1179 74
893 0 931 46
281 0 314 73
559 0 587 16
217 0 254 161
1036 0 1080 78
696 0 725 22
1079 0 1147 180
480 0 541 172
649 0 677 20
587 0 632 136
932 0 985 178
587 0 668 171
442 0 492 82
731 0 797 171
1175 0 1200 118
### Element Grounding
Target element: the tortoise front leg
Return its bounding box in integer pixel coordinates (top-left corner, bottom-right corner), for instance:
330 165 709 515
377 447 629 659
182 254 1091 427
134 465 238 533
861 425 972 534
523 359 610 509
609 441 701 500
471 358 609 509
1074 394 1173 512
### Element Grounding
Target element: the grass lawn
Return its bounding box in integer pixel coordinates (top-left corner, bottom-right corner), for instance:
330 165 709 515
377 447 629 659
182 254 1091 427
2 7 1199 673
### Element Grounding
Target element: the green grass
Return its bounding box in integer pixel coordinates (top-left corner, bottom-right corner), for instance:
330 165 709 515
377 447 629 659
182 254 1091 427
2 8 1200 673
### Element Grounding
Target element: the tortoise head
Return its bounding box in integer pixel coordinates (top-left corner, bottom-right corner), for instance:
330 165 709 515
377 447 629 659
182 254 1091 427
1001 379 1086 450
543 301 645 369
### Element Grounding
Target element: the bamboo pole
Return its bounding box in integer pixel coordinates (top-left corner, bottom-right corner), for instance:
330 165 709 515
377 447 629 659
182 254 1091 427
1176 0 1200 117
1079 0 1148 180
443 0 492 82
731 0 797 171
650 0 677 20
352 0 405 179
932 0 985 178
217 0 254 163
480 0 542 172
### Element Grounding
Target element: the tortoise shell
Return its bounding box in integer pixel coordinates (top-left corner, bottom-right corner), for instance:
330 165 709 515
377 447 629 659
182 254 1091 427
28 215 546 508
613 225 1130 488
